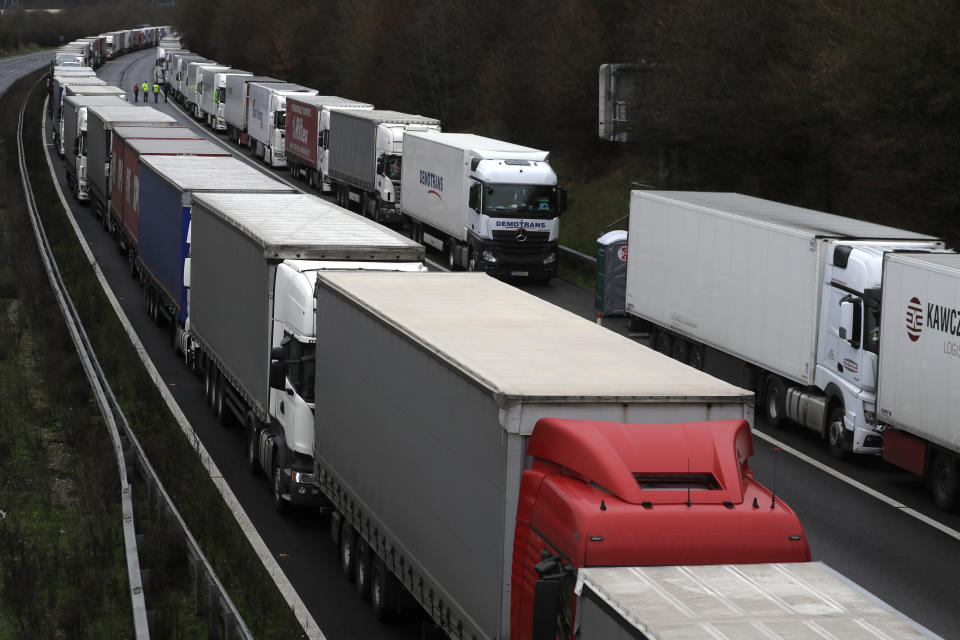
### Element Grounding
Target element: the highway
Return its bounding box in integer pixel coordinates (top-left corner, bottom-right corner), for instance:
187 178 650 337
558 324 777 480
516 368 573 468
39 48 960 638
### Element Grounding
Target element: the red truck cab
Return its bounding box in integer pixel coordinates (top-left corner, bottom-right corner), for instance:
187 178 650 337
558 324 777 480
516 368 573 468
511 418 810 639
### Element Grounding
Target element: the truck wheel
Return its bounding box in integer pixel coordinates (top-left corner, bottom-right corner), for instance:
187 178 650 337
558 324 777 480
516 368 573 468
272 455 288 516
931 452 960 511
373 199 383 224
245 417 260 475
371 556 394 621
670 338 689 363
652 329 672 356
447 241 457 270
355 538 372 600
127 250 137 279
204 363 215 408
467 249 478 272
215 375 230 426
340 525 357 582
763 376 786 429
827 406 848 460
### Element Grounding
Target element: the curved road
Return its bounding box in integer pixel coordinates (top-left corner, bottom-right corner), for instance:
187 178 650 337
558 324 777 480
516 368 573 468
38 48 960 639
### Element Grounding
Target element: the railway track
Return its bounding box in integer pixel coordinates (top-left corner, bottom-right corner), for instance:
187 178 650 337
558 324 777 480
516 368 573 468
22 68 253 638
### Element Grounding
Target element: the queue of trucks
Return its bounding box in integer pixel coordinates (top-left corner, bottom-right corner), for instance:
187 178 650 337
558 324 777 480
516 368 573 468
46 26 949 640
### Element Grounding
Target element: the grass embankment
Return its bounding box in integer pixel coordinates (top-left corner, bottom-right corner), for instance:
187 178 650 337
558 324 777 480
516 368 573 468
0 70 306 637
0 70 131 638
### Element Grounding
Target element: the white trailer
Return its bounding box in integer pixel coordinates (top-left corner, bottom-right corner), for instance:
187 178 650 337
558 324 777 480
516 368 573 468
571 563 941 639
400 131 566 280
61 95 127 199
201 70 250 130
878 252 960 510
625 191 943 458
186 62 227 117
223 75 281 144
245 82 317 168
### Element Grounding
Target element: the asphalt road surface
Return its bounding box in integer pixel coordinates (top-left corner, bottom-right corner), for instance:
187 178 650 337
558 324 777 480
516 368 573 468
37 47 960 639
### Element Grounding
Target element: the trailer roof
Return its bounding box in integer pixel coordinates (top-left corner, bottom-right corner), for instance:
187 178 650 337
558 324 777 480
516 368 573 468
113 126 199 140
63 95 127 108
886 251 960 272
53 67 95 75
316 272 752 402
64 85 126 96
141 156 294 194
248 82 316 94
578 563 941 639
634 191 939 241
126 138 229 156
338 109 440 126
192 193 424 261
289 95 374 109
406 130 548 161
87 106 177 127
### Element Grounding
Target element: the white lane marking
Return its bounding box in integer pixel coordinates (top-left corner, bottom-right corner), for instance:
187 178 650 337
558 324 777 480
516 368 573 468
753 429 960 543
41 96 326 640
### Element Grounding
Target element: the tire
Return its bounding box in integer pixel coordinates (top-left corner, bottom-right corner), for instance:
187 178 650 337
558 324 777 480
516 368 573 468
931 451 960 512
467 248 479 272
127 250 137 279
670 337 689 363
827 406 848 460
246 417 260 475
652 329 672 356
204 363 215 408
215 374 230 426
355 538 372 600
171 321 180 355
340 525 356 582
272 454 288 515
373 199 383 224
371 556 394 621
688 345 705 370
763 375 787 429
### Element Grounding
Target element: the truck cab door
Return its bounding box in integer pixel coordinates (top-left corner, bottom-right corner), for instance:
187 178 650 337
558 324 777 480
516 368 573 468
834 290 864 386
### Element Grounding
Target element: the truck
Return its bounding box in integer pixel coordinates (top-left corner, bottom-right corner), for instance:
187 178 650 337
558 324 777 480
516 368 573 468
50 70 99 118
284 95 373 190
877 252 960 511
400 131 567 280
112 138 229 276
85 105 177 221
102 32 117 60
186 62 228 119
327 109 440 226
624 191 944 458
171 54 211 102
61 95 128 198
200 69 250 130
57 86 127 156
223 74 280 145
245 82 317 167
137 156 296 345
564 562 940 639
310 271 809 638
187 192 426 510
77 37 105 68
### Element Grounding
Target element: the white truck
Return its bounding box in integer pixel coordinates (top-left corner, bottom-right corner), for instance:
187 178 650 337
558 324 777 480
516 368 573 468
625 191 943 458
186 192 425 511
171 54 211 103
57 85 127 155
245 82 317 167
400 131 567 280
223 74 280 145
200 69 250 130
61 95 128 199
284 95 373 190
877 252 960 510
327 109 440 226
186 62 228 118
564 563 941 639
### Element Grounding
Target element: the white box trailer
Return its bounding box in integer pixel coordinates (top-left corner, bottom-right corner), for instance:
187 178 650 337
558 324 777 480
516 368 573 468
223 75 281 143
246 82 317 168
201 69 250 130
186 62 228 116
312 271 756 640
400 131 565 279
625 191 942 457
574 563 941 640
878 252 960 510
172 55 211 101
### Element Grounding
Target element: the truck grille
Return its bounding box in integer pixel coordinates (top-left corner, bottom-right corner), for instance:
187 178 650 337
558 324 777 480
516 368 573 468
491 229 551 243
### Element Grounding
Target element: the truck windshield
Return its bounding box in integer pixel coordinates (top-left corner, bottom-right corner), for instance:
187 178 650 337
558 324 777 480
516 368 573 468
78 133 86 156
275 110 286 130
484 184 557 217
385 155 401 181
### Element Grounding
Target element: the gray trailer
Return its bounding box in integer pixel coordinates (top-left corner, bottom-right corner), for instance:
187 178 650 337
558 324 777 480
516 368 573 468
223 74 281 144
85 105 177 218
575 563 941 640
311 272 754 639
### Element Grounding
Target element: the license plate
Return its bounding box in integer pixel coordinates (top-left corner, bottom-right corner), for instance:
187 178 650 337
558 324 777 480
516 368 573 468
511 271 529 277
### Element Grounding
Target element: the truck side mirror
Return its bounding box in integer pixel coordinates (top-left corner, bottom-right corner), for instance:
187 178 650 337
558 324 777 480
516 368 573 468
839 296 861 348
530 578 562 640
269 346 285 390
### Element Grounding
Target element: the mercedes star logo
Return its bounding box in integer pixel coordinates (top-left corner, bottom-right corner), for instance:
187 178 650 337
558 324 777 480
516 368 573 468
515 228 528 242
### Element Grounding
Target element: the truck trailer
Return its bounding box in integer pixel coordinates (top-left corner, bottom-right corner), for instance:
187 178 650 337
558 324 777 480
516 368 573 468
245 82 317 167
187 192 425 510
85 105 178 221
136 156 296 341
61 96 128 199
877 252 960 510
311 271 809 638
625 191 943 458
566 562 940 640
223 74 281 145
327 109 440 226
57 85 126 156
400 131 567 280
200 69 250 130
186 62 228 119
284 95 373 190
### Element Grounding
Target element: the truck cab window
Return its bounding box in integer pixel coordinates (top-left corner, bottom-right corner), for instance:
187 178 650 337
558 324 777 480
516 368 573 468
484 184 557 217
283 333 316 403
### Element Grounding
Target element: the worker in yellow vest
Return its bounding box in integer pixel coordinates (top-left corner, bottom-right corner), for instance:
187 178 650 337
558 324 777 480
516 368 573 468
141 81 149 102
153 82 160 102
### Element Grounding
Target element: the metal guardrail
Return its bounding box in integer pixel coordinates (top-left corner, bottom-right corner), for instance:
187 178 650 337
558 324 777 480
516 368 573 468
28 86 252 638
559 243 597 266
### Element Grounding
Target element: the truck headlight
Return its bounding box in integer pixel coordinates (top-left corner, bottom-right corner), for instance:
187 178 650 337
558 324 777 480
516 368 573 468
482 250 497 263
543 252 557 264
290 471 314 484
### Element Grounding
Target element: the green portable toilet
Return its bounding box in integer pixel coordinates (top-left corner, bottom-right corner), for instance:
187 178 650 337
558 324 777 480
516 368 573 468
594 229 628 316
